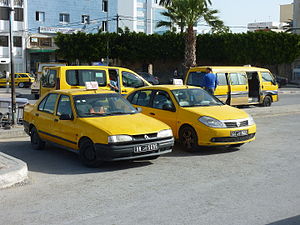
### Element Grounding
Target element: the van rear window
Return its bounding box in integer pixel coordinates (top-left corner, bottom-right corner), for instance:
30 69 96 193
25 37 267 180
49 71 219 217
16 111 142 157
66 70 107 86
186 72 205 87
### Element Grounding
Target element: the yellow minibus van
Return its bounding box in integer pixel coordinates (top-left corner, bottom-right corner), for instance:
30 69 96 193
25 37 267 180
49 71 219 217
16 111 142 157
40 66 151 97
185 66 278 107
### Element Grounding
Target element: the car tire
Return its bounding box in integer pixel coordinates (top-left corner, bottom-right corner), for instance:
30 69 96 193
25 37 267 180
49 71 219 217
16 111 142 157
18 82 25 88
34 94 39 99
30 127 45 150
230 143 244 148
179 125 198 151
79 138 103 167
261 96 272 107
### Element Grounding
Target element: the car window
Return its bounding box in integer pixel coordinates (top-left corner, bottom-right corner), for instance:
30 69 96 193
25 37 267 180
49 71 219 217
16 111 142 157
122 71 144 88
261 72 275 82
216 73 228 86
186 71 205 87
66 70 107 87
230 73 247 85
41 69 57 88
56 95 73 117
152 91 174 110
130 90 153 106
38 93 58 114
19 74 28 78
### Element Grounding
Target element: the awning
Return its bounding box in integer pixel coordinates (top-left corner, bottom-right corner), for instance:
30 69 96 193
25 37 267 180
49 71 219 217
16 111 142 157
28 49 56 53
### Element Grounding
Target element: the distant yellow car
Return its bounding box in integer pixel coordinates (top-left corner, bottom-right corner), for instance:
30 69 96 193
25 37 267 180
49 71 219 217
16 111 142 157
0 73 35 88
23 89 174 167
127 85 256 150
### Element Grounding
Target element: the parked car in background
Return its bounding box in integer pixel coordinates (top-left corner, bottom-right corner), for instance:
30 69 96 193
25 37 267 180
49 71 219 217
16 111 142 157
274 75 288 87
127 85 256 151
137 72 159 85
0 73 35 88
23 88 174 167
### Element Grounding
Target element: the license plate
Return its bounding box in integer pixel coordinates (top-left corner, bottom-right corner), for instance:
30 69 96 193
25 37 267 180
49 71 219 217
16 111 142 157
231 130 248 137
134 143 158 153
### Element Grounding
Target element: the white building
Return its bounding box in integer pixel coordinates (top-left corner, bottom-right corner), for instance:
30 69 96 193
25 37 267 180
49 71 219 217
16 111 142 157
0 0 27 74
293 0 300 34
247 22 288 32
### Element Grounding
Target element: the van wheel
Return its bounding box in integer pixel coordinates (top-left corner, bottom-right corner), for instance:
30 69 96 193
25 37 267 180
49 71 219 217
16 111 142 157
30 127 45 150
261 96 272 107
18 82 25 88
179 125 198 151
79 138 103 167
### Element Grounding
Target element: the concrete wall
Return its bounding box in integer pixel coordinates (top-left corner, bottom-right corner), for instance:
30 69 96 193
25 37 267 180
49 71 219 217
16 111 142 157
293 0 300 34
280 4 293 22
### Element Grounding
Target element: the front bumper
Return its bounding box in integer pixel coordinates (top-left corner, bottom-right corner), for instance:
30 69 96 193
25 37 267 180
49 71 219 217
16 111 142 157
94 137 174 161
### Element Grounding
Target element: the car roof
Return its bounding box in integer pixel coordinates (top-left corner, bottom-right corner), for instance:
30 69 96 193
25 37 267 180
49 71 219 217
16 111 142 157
49 88 116 96
135 85 200 91
189 66 271 73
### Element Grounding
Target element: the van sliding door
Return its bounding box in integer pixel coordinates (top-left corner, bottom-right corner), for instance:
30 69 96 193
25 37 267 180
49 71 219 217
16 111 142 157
228 72 248 105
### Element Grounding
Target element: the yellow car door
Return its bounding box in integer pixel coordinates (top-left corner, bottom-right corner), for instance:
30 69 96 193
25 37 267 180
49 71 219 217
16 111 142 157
228 72 249 105
34 93 58 142
214 72 230 104
52 94 78 149
127 89 154 114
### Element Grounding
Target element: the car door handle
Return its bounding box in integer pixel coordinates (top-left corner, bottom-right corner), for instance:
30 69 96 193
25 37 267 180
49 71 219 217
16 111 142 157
54 119 59 122
121 90 127 93
35 113 39 116
150 112 155 116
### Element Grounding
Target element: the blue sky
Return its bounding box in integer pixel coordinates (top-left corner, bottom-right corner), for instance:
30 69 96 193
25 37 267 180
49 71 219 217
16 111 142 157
209 0 293 32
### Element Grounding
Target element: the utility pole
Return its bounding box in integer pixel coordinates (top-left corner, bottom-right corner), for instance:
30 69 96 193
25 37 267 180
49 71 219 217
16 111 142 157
106 3 109 66
116 14 119 33
9 3 16 126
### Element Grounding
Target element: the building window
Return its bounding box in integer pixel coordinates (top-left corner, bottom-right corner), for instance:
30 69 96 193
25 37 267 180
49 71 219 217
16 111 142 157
59 13 70 23
102 21 107 32
0 0 9 6
14 0 24 7
0 36 9 47
36 11 45 22
30 37 38 46
102 0 108 12
0 7 9 20
81 15 90 24
14 8 23 21
39 38 52 47
13 36 22 47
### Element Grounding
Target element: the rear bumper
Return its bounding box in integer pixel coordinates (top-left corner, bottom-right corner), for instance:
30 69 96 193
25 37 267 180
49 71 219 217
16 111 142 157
94 138 174 161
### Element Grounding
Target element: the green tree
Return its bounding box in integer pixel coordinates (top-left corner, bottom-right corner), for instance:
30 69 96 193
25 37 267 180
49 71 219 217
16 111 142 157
158 0 225 69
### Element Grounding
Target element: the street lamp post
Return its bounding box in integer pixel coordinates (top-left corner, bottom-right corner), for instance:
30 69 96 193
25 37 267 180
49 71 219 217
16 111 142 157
9 3 17 126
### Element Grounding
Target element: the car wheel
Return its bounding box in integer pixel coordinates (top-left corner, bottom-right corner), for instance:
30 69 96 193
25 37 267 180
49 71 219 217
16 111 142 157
179 125 198 151
30 127 45 150
261 96 272 107
34 94 39 99
18 82 25 88
79 138 103 167
230 143 244 148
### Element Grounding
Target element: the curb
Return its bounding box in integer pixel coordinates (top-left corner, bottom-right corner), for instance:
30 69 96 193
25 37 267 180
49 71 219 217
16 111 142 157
0 128 28 139
0 152 28 189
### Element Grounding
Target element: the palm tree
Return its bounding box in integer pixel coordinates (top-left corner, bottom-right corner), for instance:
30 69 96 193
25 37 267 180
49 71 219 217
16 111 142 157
158 0 225 69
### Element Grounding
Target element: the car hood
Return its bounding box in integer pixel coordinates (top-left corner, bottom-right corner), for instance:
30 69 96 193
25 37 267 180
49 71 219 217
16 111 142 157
83 113 170 135
183 105 249 120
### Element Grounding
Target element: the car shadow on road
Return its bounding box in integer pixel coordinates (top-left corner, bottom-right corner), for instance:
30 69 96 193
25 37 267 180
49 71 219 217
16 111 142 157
266 215 300 225
165 144 241 157
0 140 153 175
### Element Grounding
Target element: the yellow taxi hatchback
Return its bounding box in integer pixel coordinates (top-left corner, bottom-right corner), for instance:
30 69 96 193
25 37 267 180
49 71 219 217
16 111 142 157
127 85 256 150
185 66 278 107
23 89 174 167
0 73 35 88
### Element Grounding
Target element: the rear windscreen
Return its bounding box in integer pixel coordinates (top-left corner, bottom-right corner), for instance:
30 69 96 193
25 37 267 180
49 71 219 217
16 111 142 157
186 72 205 87
66 70 107 86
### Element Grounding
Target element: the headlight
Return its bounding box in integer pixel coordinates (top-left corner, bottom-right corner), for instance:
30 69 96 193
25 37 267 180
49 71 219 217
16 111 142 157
157 129 173 138
198 116 226 128
248 115 255 126
108 135 133 143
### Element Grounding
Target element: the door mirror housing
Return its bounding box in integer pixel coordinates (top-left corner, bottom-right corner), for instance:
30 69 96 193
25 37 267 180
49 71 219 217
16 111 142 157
136 107 142 113
162 104 176 112
59 114 73 120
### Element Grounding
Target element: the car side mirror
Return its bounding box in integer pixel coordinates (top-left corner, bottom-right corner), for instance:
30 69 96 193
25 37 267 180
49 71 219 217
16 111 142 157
162 104 176 112
271 80 277 85
59 114 73 120
136 107 142 113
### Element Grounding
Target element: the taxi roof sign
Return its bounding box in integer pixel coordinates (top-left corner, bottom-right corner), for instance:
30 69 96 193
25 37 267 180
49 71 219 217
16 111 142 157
85 81 98 90
173 79 183 85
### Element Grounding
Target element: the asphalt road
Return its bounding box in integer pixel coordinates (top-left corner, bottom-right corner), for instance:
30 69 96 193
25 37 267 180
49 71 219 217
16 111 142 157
0 105 299 225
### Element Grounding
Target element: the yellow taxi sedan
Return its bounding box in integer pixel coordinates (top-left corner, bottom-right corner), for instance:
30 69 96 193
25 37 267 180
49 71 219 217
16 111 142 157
23 89 174 167
126 85 256 150
0 73 35 88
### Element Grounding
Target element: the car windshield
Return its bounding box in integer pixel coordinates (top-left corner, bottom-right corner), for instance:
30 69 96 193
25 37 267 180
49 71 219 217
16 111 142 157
74 93 137 117
172 88 223 107
186 71 206 87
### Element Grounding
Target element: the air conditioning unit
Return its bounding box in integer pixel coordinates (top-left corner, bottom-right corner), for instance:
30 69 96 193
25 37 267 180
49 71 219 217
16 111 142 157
0 58 10 64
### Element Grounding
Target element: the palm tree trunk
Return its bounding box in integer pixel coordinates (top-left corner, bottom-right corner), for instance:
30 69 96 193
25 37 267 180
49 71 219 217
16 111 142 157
184 25 196 70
